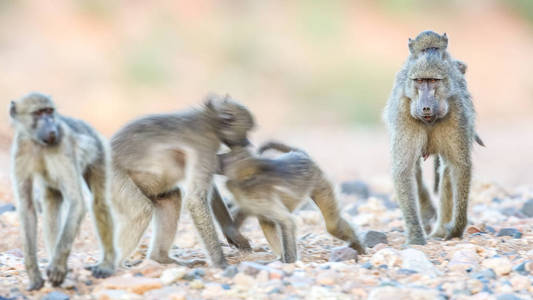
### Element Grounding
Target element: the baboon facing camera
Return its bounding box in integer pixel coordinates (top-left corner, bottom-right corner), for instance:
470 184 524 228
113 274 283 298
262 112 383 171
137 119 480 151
384 31 481 245
218 141 365 263
9 93 116 290
110 94 254 268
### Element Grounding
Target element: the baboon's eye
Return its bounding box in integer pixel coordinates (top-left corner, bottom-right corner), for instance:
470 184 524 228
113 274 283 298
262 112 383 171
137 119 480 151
429 79 436 83
220 113 235 124
415 79 424 83
43 107 54 114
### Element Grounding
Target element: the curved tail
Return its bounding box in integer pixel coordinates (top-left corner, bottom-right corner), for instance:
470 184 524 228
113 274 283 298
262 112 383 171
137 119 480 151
257 141 305 155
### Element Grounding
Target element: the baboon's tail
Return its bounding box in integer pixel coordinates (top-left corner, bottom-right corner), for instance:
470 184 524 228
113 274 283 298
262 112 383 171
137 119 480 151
433 156 441 194
258 141 304 155
475 134 485 147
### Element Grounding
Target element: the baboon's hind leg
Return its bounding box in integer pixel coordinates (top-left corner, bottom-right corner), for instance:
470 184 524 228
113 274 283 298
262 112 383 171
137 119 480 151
85 163 116 278
148 189 203 267
311 178 365 254
42 187 62 261
112 171 153 266
430 163 453 238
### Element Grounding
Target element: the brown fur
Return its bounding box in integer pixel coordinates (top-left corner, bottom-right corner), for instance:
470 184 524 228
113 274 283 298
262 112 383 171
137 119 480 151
9 93 116 290
218 141 365 263
384 31 480 244
110 93 254 268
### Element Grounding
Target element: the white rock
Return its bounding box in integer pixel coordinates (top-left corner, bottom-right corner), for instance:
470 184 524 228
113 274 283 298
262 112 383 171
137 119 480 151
160 267 187 285
368 286 439 300
482 257 512 276
400 248 441 277
448 247 480 272
370 248 402 268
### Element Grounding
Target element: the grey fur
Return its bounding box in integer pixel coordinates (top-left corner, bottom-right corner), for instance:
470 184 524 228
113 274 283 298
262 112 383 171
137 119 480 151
384 31 479 244
9 93 116 290
110 93 254 268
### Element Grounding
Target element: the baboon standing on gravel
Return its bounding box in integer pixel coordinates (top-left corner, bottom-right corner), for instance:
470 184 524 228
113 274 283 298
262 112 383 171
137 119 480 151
111 94 254 268
218 141 366 263
384 31 481 245
9 93 116 290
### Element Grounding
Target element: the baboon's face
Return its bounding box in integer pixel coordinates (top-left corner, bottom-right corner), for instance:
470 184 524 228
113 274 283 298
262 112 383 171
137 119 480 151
10 94 63 146
211 99 255 147
407 56 450 125
409 78 449 124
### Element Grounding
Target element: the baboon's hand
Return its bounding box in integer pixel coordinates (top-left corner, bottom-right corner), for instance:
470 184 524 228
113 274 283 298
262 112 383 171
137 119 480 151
46 263 67 287
444 223 464 240
224 229 252 251
26 277 45 291
85 263 115 278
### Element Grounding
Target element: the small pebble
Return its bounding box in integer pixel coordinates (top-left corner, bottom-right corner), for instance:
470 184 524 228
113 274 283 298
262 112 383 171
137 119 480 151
497 228 522 238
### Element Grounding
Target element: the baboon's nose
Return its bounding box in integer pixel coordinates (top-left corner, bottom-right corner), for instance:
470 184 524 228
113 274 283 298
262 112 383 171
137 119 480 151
46 131 57 144
422 107 432 114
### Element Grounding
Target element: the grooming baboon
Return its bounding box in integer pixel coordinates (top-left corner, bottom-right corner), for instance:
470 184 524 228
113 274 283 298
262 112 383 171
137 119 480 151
218 141 365 263
9 93 116 290
111 94 254 268
384 31 481 244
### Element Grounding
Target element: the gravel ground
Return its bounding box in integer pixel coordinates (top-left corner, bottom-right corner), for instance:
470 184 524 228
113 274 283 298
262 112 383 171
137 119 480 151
0 178 531 300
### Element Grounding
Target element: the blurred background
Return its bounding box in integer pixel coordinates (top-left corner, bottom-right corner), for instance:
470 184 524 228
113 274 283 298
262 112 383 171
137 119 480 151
0 0 532 190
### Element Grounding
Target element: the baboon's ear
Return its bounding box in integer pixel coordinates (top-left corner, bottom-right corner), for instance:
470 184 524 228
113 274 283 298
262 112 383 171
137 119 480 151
205 96 216 113
223 93 231 103
9 101 16 118
455 60 467 74
408 37 414 54
441 33 448 49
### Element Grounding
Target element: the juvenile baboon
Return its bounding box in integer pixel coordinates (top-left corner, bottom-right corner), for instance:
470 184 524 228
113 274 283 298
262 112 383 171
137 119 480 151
111 94 254 268
384 31 481 244
9 93 116 290
218 141 365 263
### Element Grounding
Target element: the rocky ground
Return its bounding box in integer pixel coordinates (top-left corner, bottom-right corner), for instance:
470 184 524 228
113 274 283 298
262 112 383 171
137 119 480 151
0 179 531 300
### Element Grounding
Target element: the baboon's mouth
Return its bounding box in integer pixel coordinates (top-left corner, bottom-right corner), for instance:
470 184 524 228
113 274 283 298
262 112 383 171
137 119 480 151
423 116 433 121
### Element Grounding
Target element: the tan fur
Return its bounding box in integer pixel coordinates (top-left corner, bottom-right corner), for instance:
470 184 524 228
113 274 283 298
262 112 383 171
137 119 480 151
218 141 365 263
384 31 479 244
110 93 254 268
9 93 116 290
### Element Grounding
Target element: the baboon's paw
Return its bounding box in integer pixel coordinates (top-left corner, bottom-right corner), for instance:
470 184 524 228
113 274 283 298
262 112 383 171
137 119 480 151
26 277 44 291
444 223 464 240
46 264 67 287
225 230 252 251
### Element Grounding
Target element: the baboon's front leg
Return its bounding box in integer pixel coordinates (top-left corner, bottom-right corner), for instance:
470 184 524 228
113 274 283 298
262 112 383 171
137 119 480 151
16 177 44 291
185 173 227 268
445 156 471 239
392 138 426 245
211 187 251 250
258 217 282 257
47 175 87 286
415 160 436 234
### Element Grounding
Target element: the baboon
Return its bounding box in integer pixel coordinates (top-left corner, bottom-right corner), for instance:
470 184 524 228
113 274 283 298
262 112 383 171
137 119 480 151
9 93 116 290
218 141 365 263
384 31 481 245
111 94 254 268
